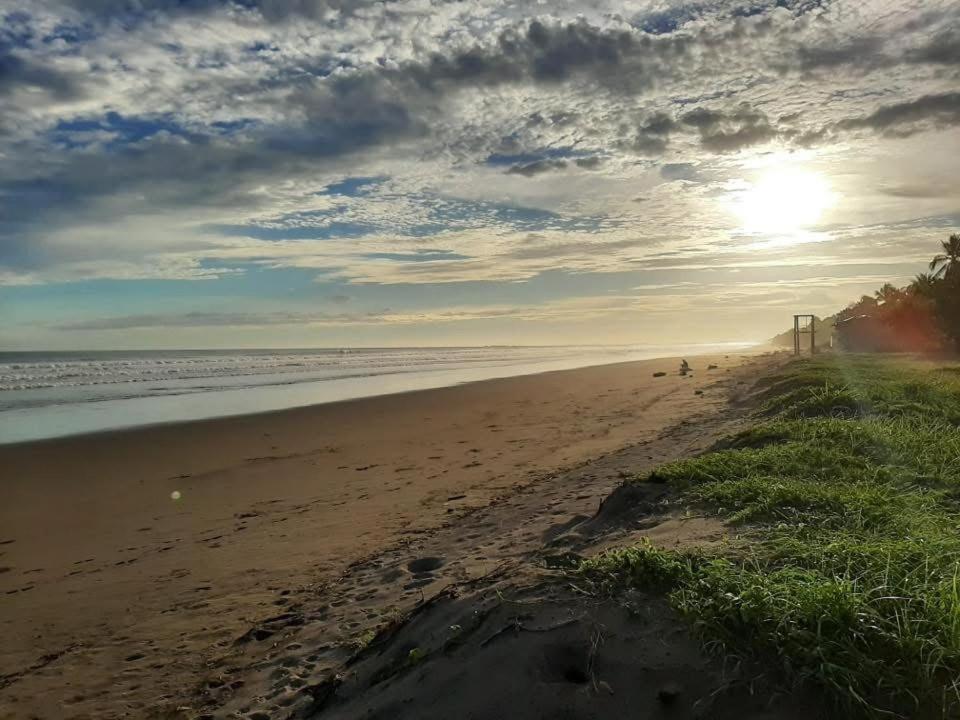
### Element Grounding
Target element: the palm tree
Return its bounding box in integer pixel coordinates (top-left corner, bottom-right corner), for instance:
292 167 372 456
874 282 902 305
929 234 960 279
910 272 939 298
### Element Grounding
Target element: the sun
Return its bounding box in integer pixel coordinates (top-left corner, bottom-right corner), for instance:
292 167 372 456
732 168 835 235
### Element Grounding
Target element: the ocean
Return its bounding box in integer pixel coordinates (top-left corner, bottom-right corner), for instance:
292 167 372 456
0 344 751 443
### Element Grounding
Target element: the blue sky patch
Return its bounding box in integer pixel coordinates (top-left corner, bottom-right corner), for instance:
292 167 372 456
210 118 258 135
42 21 97 46
635 4 705 34
210 193 618 244
53 112 194 149
485 147 583 166
1 12 35 50
323 176 388 197
211 219 380 241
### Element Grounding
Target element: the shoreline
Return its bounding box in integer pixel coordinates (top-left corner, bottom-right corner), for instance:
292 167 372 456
0 350 775 719
0 345 758 447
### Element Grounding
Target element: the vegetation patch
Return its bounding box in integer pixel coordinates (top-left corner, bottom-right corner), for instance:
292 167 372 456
581 355 960 719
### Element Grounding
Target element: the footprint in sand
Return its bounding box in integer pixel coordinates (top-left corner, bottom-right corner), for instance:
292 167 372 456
403 556 445 589
407 556 444 573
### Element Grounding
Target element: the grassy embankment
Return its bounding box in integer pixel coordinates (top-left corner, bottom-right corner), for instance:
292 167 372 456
582 355 960 719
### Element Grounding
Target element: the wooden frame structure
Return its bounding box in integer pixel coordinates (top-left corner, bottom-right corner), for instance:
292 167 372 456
793 314 816 355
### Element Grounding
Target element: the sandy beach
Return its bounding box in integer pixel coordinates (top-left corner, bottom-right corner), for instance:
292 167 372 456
0 351 773 719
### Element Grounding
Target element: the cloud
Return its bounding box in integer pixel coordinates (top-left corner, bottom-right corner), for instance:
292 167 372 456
506 158 568 177
52 0 417 23
795 36 889 72
681 103 777 152
0 53 85 100
838 92 960 136
54 309 405 330
878 184 951 199
621 112 676 156
501 155 602 176
574 156 604 170
397 19 656 91
906 31 960 65
51 297 647 330
2 0 959 303
660 163 698 181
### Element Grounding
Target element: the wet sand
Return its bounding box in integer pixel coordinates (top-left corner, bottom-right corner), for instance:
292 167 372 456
0 351 767 719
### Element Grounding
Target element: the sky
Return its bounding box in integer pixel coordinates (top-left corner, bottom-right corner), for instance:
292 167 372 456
0 0 958 350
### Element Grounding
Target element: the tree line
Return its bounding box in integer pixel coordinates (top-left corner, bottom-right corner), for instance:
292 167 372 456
834 234 960 352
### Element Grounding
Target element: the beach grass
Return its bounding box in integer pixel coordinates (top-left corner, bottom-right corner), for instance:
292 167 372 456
581 354 960 719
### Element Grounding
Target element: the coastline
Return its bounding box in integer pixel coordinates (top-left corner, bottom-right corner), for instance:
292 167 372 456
0 350 773 719
0 343 757 445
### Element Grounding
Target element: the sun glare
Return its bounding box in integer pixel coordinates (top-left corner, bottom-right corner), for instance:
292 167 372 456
732 168 834 235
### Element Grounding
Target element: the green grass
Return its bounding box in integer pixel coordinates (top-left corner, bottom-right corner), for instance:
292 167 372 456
581 354 960 719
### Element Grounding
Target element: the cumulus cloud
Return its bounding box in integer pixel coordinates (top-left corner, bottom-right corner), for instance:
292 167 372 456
621 112 677 156
0 54 85 100
574 156 604 170
906 31 960 65
681 104 778 152
795 36 889 72
507 159 569 177
838 92 960 136
1 0 958 316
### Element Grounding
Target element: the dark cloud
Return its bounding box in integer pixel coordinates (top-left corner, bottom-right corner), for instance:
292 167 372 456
505 155 604 176
621 112 676 156
906 31 960 65
795 36 888 72
2 5 958 280
660 162 697 181
399 19 657 93
878 184 950 199
0 69 429 267
4 15 746 260
573 156 604 170
0 13 819 228
506 158 568 177
380 14 782 101
0 17 673 249
243 0 385 21
679 107 722 130
55 0 218 13
838 92 960 136
681 103 777 152
54 0 380 22
0 54 85 100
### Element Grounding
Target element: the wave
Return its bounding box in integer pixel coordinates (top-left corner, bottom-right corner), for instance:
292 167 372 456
0 346 652 395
